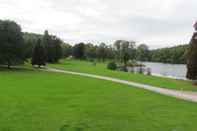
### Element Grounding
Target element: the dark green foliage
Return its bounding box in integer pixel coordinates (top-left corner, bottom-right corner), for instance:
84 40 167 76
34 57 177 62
150 45 187 64
136 44 150 61
72 43 85 59
31 39 47 67
96 43 108 62
107 61 117 70
0 20 25 68
23 32 42 59
42 30 63 63
113 40 136 66
62 43 72 58
84 43 97 60
52 36 63 63
186 32 197 80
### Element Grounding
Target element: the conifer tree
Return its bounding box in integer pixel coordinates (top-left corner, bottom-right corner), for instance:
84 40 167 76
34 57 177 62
187 32 197 80
31 39 47 68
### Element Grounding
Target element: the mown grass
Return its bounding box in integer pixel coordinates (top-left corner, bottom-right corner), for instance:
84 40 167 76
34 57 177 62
1 68 197 131
50 59 197 91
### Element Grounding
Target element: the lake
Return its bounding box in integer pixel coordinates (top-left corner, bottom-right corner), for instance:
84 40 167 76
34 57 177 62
132 62 187 80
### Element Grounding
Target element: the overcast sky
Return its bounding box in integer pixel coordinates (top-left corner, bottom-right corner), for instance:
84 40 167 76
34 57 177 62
0 0 196 49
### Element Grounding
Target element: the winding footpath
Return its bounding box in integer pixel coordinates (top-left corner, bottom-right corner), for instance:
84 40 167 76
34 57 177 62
46 68 197 103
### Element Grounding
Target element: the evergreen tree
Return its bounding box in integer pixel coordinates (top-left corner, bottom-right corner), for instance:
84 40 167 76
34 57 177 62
0 20 25 68
51 36 62 63
42 30 62 63
186 32 197 80
31 39 47 68
96 43 107 62
72 43 85 59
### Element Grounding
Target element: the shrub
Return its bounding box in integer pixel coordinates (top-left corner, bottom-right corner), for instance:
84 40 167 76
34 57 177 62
107 62 117 70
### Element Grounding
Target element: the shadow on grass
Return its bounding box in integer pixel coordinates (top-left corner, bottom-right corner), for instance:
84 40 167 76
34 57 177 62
0 65 34 72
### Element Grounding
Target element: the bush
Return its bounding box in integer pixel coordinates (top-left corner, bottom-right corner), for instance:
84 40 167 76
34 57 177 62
107 62 117 70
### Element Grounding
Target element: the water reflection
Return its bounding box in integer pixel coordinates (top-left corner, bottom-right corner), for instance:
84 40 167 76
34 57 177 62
129 62 187 79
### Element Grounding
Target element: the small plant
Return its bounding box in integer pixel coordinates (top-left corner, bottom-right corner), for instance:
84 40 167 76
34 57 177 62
107 62 117 70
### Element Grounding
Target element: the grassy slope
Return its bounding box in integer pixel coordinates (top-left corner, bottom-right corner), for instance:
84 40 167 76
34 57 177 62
50 59 197 91
1 69 197 131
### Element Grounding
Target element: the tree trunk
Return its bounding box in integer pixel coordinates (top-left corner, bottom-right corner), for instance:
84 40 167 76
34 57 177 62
7 64 11 69
7 59 11 69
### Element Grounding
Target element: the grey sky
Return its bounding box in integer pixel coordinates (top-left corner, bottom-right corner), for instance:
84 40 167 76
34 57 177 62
0 0 196 49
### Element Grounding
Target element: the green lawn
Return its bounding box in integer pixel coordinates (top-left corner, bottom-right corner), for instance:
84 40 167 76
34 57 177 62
49 59 197 91
1 68 197 131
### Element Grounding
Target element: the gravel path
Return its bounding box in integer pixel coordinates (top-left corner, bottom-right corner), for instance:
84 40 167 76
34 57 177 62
46 68 197 103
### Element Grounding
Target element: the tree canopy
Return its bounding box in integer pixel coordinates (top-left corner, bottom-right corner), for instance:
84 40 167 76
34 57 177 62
186 33 197 80
31 39 47 67
0 20 25 68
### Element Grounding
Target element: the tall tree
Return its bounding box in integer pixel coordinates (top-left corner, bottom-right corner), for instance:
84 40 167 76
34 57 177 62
113 40 136 66
62 43 72 58
84 43 97 60
51 36 62 63
96 43 107 62
31 39 47 68
136 44 149 61
186 33 197 80
23 32 42 59
114 40 122 62
42 30 62 63
72 43 85 59
0 20 25 68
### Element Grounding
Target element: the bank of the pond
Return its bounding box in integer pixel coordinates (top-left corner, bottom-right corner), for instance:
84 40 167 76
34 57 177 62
141 62 187 80
50 60 197 91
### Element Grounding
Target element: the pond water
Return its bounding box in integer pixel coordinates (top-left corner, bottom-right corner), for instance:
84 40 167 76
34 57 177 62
130 62 187 80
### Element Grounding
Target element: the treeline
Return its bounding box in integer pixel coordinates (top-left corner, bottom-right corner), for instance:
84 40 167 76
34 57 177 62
62 42 188 64
0 19 189 69
0 20 63 68
149 45 188 64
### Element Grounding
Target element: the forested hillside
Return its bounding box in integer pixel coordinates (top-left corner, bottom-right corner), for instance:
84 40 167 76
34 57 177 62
22 32 189 64
149 45 188 64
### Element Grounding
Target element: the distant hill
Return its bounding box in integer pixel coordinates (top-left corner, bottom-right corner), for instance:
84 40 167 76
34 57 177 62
149 44 188 64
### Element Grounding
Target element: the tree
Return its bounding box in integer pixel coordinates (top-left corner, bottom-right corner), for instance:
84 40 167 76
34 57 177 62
23 32 42 59
121 41 130 66
84 43 97 60
52 36 63 63
31 39 47 68
136 44 149 61
114 40 122 62
96 43 107 62
72 43 85 59
62 43 72 58
186 33 197 80
42 30 62 63
0 20 25 69
113 40 136 66
42 30 51 61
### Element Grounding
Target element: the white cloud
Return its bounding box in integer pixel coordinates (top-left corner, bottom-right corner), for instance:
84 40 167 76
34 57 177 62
0 0 196 48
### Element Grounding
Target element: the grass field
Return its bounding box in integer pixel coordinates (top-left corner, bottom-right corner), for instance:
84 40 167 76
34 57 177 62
1 68 197 131
50 59 197 91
